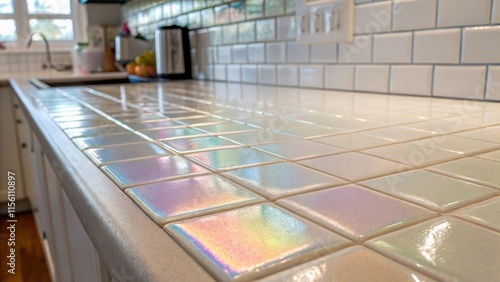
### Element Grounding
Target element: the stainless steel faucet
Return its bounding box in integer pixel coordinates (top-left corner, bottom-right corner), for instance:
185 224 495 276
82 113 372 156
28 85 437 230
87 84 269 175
26 32 56 69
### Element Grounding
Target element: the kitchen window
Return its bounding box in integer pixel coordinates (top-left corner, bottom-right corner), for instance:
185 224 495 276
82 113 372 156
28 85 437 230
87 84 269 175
0 0 84 48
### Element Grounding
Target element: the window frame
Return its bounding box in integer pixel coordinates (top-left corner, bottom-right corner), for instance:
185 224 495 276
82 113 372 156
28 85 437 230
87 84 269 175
0 0 87 50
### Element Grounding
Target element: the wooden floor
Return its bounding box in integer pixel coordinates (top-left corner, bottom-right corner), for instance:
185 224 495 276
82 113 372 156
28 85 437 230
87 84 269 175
0 212 51 282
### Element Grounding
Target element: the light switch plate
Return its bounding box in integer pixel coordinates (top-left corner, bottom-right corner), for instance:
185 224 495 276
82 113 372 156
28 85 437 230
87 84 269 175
296 0 354 45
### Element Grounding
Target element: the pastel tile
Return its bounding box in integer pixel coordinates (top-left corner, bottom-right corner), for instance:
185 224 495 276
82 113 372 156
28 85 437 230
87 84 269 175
275 126 344 139
101 156 209 188
125 120 186 130
140 127 209 140
360 170 498 212
363 142 463 168
220 130 295 146
455 127 500 144
64 125 131 138
454 197 500 232
402 118 480 134
222 162 346 200
313 132 394 150
159 136 239 154
57 119 115 129
177 116 227 126
361 126 434 142
477 150 500 162
186 147 283 171
278 185 436 242
299 153 408 182
125 175 263 225
428 157 500 190
410 135 500 155
72 133 147 150
366 217 500 282
253 140 345 161
259 246 437 282
84 142 171 166
194 122 257 134
165 204 352 281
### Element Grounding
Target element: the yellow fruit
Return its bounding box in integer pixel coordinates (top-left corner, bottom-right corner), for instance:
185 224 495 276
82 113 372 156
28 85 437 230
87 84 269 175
135 55 147 66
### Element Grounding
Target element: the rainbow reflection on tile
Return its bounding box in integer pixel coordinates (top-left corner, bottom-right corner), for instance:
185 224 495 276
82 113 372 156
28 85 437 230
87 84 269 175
166 204 351 281
126 175 264 224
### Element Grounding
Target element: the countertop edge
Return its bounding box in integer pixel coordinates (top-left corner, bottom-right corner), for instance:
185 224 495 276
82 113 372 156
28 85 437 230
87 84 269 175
9 78 215 282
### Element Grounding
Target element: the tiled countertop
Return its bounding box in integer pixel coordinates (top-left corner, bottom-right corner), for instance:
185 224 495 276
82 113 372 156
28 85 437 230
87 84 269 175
18 80 500 281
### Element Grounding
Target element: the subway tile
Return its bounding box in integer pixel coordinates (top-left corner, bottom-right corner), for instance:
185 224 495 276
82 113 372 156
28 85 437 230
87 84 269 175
277 15 296 40
390 65 433 96
277 65 298 87
413 28 461 64
300 65 324 88
487 66 500 101
433 66 486 99
222 24 238 44
217 46 232 63
438 0 491 27
227 64 242 82
232 44 247 63
493 0 500 24
214 64 227 81
267 42 286 63
462 26 500 63
258 65 277 85
248 43 266 63
242 64 258 83
256 18 276 41
393 0 436 31
355 65 390 93
338 35 372 63
325 65 355 90
287 42 308 63
238 21 256 42
373 32 412 63
310 44 337 63
354 1 392 34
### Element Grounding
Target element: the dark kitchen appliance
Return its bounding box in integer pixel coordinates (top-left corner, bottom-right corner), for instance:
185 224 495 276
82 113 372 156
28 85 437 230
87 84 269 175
155 25 192 80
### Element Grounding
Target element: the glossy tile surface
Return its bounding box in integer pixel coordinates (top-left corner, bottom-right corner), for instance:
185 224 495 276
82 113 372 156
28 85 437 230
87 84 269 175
367 217 500 281
253 140 345 161
84 142 171 166
165 204 352 281
160 136 239 153
454 197 500 232
429 157 500 190
220 130 294 145
222 163 346 200
477 149 500 162
72 132 147 150
260 246 436 282
140 127 208 140
362 126 435 142
411 135 500 155
278 185 436 242
299 152 409 182
360 170 498 212
187 147 283 171
101 156 209 188
126 175 263 224
314 132 394 150
64 125 131 138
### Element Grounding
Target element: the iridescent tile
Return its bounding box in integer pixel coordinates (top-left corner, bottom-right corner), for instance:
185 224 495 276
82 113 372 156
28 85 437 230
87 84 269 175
140 127 209 140
402 118 479 134
101 156 209 188
477 150 500 162
126 175 264 224
220 130 294 146
362 126 435 142
366 217 500 281
72 133 146 150
455 127 500 144
254 140 345 161
222 162 346 200
160 136 239 154
360 170 498 212
259 246 436 282
84 142 171 166
187 147 283 171
277 185 436 243
429 157 500 190
299 152 409 182
52 113 105 123
194 122 257 134
165 204 352 281
64 125 131 138
275 126 344 139
58 119 115 129
176 116 226 126
410 136 500 155
125 120 186 130
313 132 395 150
454 197 500 232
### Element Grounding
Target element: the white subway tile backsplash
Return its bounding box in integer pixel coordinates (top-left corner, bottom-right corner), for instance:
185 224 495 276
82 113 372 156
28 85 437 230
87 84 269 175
373 32 412 63
390 65 433 96
242 65 258 83
287 42 309 63
267 42 286 63
462 26 500 63
258 65 277 85
393 0 436 31
433 66 486 99
486 66 500 101
232 44 247 63
413 28 461 64
354 1 392 34
256 18 276 41
239 21 256 42
438 0 491 28
248 43 266 63
217 46 232 63
356 65 390 93
222 24 238 44
277 65 299 87
311 44 337 63
339 35 372 63
300 65 324 88
214 64 227 81
325 65 355 90
227 65 242 82
493 0 500 24
277 15 295 40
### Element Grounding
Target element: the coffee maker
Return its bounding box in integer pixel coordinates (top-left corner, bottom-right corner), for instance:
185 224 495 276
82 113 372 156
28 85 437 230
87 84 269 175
155 26 192 79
